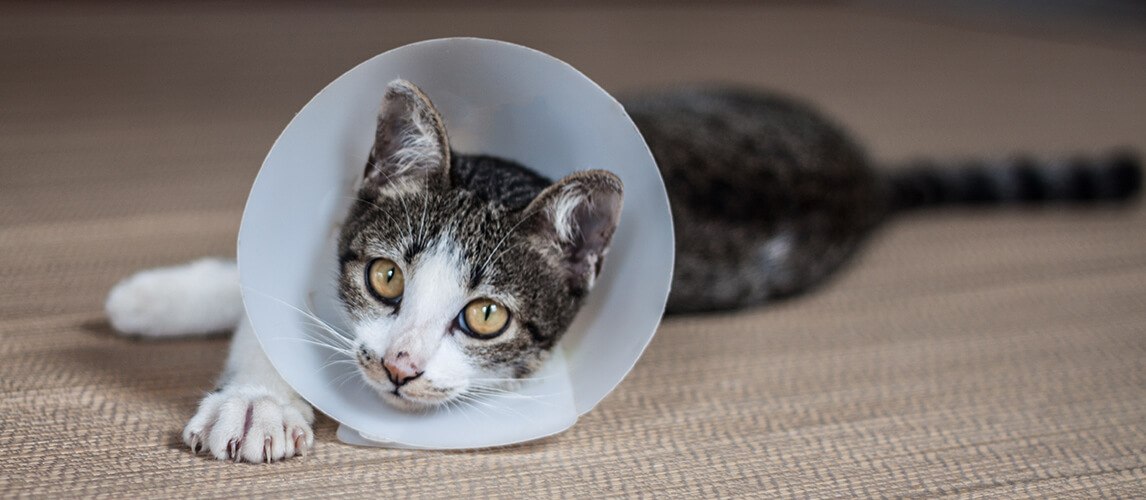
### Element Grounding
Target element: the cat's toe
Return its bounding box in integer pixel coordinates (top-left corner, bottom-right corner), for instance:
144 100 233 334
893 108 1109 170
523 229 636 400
183 391 313 463
282 405 314 457
182 392 223 454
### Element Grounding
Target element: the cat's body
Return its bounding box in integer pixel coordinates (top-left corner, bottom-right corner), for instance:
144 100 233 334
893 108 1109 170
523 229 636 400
629 88 1140 312
630 89 886 312
105 80 1140 462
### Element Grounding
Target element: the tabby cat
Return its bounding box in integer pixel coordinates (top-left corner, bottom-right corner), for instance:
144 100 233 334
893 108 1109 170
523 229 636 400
105 79 1140 462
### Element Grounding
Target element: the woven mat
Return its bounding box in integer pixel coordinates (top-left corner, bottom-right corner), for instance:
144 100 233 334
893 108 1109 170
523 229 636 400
3 3 1146 498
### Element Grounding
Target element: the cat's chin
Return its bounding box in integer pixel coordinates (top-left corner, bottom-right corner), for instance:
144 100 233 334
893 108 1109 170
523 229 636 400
378 390 440 412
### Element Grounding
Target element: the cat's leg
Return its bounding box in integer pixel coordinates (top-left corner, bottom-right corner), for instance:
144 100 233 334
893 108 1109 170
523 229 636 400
105 258 244 337
183 317 315 462
105 259 314 462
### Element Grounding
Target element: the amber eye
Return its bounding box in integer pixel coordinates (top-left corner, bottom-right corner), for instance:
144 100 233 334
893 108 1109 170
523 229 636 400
459 298 510 339
367 258 404 302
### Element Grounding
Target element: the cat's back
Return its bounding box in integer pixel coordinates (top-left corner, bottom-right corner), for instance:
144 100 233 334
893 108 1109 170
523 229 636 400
621 87 881 226
621 88 886 311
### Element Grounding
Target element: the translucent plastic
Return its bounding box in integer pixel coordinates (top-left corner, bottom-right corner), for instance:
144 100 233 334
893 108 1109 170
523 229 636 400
238 38 674 449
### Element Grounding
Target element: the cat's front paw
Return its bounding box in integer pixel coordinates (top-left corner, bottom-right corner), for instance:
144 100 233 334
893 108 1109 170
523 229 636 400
183 389 314 463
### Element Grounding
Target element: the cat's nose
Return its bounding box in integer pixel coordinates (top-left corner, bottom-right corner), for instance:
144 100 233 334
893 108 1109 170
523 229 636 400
382 352 423 387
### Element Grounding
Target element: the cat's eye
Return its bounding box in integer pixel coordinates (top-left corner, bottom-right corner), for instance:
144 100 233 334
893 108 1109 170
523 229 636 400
367 258 404 302
458 298 510 339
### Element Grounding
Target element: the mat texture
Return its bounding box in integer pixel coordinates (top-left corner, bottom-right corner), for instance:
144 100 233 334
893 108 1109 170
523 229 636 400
2 3 1146 498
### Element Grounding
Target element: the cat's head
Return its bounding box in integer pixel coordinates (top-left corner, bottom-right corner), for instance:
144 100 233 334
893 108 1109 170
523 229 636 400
336 80 623 411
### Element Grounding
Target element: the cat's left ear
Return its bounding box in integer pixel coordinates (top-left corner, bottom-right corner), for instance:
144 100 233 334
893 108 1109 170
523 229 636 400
363 79 451 191
525 170 624 294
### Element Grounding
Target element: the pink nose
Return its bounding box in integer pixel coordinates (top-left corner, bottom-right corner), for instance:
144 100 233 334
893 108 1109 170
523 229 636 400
382 351 422 387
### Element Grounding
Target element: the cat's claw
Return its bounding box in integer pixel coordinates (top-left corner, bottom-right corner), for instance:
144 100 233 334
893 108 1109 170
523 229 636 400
183 389 314 463
188 432 201 454
293 428 308 458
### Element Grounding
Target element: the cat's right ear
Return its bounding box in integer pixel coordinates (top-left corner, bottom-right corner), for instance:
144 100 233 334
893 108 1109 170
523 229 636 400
524 170 624 296
363 80 451 192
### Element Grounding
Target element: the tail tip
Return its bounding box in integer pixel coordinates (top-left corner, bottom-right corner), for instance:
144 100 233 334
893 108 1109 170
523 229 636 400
1104 150 1142 200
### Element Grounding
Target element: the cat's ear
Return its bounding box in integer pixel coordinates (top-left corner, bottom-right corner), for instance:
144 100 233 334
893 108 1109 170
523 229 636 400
525 170 624 294
363 79 451 191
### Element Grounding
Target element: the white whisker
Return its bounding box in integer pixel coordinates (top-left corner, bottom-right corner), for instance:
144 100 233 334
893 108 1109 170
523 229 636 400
367 162 417 242
418 196 429 245
452 394 495 420
344 194 405 231
318 358 359 371
310 358 358 379
466 385 556 406
455 393 531 419
485 240 529 271
469 375 559 382
243 286 355 344
279 336 353 355
477 211 539 280
333 370 364 392
296 318 354 347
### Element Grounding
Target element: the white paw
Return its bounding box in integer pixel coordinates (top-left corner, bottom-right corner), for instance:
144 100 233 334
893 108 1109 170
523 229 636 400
105 258 242 337
183 389 315 463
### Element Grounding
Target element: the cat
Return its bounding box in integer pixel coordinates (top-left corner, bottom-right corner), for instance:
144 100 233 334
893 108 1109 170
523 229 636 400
104 79 1141 463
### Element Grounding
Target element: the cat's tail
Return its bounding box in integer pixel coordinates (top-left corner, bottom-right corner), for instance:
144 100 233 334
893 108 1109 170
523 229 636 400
105 258 244 338
886 150 1141 211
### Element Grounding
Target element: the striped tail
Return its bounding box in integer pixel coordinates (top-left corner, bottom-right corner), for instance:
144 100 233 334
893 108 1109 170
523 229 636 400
888 151 1141 211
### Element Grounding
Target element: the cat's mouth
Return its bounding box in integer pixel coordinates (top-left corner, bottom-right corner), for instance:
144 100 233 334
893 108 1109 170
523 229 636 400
360 373 463 411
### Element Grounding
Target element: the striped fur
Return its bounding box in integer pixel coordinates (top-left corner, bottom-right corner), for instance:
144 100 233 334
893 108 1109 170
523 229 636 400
888 152 1142 210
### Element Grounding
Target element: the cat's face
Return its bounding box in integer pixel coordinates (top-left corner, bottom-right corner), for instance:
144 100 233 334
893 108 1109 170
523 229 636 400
336 80 623 411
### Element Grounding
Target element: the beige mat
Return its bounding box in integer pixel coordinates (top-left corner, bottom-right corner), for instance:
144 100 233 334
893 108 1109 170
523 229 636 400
3 3 1145 497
